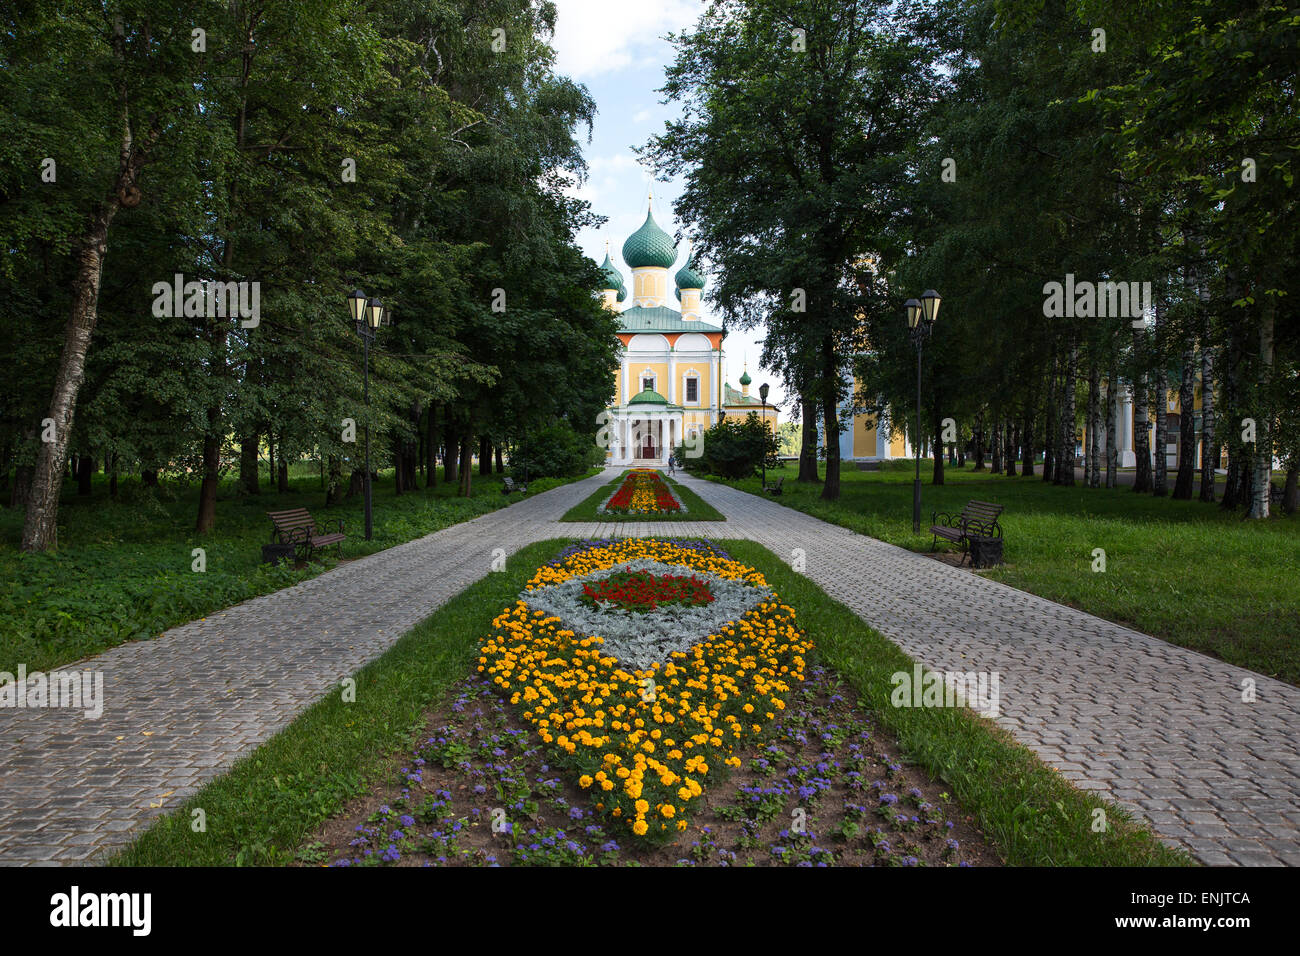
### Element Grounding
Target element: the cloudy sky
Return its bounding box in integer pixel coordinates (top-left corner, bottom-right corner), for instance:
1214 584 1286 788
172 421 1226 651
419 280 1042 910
550 0 785 414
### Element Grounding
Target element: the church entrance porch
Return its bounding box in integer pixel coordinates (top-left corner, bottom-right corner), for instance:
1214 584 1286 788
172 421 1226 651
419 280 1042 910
608 412 679 467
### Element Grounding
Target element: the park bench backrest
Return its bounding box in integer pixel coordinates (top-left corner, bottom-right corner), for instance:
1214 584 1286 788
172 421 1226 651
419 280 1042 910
960 500 1003 531
267 508 316 536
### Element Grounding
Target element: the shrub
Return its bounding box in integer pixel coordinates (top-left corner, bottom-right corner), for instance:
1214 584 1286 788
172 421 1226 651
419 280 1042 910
510 421 598 480
676 413 778 479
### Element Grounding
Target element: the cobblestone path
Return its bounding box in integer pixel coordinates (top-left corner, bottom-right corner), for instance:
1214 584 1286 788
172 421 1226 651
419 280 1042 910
3 467 1296 866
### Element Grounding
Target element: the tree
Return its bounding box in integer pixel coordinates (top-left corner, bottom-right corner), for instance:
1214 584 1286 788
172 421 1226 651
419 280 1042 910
644 0 940 501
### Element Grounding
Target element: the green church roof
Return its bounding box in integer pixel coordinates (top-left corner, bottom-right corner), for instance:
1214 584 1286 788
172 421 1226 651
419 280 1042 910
617 305 722 334
628 388 670 406
724 383 762 406
622 209 678 269
599 252 627 302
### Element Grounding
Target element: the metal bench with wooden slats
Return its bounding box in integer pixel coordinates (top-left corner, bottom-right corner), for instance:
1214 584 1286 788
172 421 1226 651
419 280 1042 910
266 508 345 563
930 499 1003 564
764 475 785 496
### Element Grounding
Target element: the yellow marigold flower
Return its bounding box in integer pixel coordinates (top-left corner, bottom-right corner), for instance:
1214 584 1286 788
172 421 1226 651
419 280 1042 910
660 804 675 818
632 820 648 836
635 799 649 815
578 775 593 788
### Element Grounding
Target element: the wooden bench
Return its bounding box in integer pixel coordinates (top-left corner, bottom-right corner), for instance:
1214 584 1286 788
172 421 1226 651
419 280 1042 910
266 508 345 562
764 475 784 496
930 500 1003 564
502 476 528 495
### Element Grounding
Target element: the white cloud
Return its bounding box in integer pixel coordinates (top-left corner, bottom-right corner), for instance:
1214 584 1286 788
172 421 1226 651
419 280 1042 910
550 0 701 79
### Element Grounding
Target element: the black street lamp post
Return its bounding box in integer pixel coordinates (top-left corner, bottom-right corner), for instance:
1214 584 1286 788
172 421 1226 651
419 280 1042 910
347 289 389 541
906 291 941 533
759 382 770 489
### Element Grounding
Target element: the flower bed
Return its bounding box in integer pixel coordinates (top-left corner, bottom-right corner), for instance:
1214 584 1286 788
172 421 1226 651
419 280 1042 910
598 469 686 515
317 663 993 866
580 568 715 613
478 538 811 842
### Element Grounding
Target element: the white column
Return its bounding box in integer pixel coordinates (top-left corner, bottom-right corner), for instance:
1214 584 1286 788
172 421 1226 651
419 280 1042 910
712 350 720 423
1119 385 1136 467
667 349 675 403
622 352 630 404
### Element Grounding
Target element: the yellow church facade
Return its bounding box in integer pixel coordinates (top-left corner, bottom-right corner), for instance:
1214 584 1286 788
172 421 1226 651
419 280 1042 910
598 198 776 466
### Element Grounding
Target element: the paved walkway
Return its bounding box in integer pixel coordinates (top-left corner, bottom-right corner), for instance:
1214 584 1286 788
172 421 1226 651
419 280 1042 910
3 467 1297 865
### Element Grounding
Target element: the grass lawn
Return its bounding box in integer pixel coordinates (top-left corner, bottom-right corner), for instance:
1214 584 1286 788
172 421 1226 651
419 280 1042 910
703 461 1300 685
113 537 1187 867
560 468 724 522
0 464 598 674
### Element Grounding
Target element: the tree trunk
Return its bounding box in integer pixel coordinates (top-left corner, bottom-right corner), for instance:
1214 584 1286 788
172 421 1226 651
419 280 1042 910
1248 301 1275 519
973 410 985 471
1058 342 1077 486
458 435 472 497
1199 335 1217 503
1283 465 1298 515
1173 344 1196 499
1086 359 1101 488
1132 325 1152 492
991 417 1002 474
444 423 459 484
798 387 820 483
1153 345 1168 498
11 464 33 510
196 427 222 533
267 435 275 492
1021 404 1034 476
325 455 345 506
277 458 289 493
109 453 118 498
19 91 153 551
393 438 405 496
142 468 159 488
76 453 94 496
347 468 364 498
479 435 492 477
495 445 504 474
1105 371 1118 489
239 433 259 495
820 339 841 501
1042 364 1056 483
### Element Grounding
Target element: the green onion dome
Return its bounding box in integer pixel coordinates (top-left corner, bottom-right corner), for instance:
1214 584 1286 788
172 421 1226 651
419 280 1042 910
599 252 627 302
674 250 706 291
622 209 678 269
739 369 752 387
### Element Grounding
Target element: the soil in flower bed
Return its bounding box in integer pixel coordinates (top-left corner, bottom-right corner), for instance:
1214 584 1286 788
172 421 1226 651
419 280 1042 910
304 662 1000 867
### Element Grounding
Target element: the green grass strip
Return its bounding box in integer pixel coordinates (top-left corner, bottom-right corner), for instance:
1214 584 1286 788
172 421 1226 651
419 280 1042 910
560 469 724 522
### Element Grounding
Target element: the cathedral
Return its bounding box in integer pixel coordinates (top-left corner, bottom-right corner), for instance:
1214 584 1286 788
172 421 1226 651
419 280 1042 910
598 196 775 466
